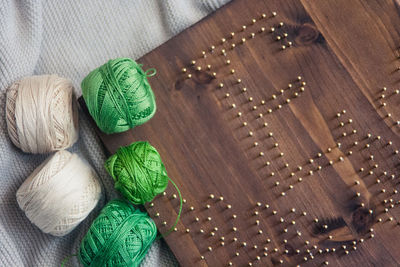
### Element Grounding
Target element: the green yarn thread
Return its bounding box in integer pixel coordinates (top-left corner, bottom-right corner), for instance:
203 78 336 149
105 141 168 205
78 199 157 267
82 58 156 134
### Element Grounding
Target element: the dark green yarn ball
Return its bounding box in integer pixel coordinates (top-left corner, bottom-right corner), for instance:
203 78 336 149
105 141 169 205
81 58 156 134
79 199 157 267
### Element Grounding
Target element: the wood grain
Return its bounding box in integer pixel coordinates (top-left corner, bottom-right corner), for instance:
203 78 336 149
79 0 400 266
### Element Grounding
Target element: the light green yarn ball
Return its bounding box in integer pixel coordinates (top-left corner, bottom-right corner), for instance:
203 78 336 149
78 199 157 267
105 141 169 205
82 58 156 134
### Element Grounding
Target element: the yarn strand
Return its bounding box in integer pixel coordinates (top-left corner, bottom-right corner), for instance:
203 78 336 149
61 254 77 267
158 177 183 239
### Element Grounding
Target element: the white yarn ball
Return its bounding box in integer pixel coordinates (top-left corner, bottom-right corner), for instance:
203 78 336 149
16 150 102 236
6 75 79 154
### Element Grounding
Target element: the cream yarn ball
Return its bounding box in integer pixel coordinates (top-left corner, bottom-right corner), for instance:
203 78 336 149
6 75 79 154
16 150 102 236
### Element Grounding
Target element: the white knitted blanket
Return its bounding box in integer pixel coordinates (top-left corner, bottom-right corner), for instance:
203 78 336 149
0 0 229 266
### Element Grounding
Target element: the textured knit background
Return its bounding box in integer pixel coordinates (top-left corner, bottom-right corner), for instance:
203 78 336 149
0 0 230 266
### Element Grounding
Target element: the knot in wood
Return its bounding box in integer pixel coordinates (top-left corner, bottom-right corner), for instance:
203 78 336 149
295 23 321 45
352 207 374 234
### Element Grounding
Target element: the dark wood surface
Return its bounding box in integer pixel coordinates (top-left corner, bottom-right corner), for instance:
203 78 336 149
79 0 400 266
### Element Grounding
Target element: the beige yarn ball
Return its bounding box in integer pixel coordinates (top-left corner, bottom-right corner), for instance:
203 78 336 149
16 150 102 236
6 75 79 154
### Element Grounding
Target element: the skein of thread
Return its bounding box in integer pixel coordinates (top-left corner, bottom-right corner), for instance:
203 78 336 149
78 199 157 267
81 58 157 134
16 150 102 236
6 75 79 154
105 141 168 205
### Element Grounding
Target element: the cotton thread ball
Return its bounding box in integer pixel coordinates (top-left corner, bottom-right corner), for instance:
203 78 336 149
81 58 157 134
16 150 102 236
79 199 157 267
6 75 79 154
105 141 168 205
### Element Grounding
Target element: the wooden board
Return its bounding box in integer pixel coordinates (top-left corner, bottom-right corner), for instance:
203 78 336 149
79 0 400 266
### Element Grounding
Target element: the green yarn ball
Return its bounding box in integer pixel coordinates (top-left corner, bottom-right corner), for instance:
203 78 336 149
79 199 157 267
81 58 156 134
105 141 169 205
